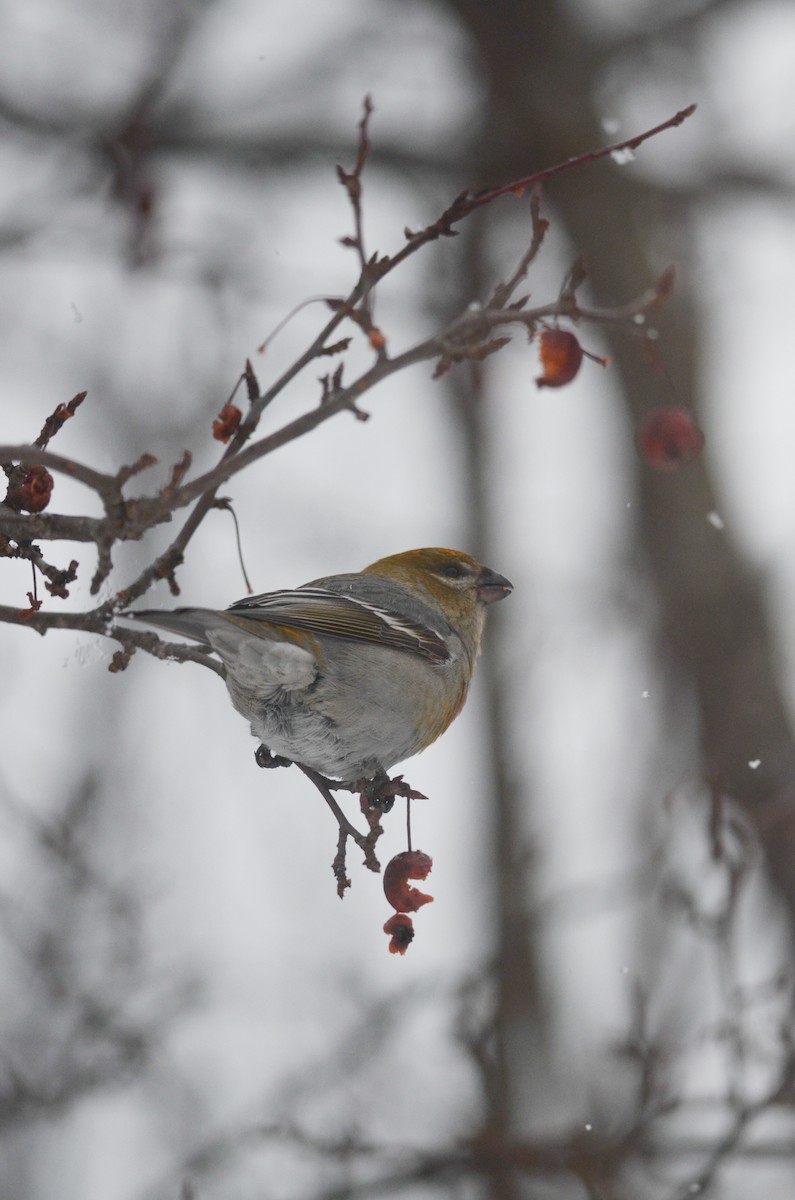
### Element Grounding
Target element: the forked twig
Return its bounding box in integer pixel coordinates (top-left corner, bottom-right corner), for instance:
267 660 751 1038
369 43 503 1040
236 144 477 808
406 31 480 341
296 764 383 896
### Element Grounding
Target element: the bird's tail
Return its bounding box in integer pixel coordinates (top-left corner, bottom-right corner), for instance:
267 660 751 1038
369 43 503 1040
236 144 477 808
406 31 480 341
123 607 224 646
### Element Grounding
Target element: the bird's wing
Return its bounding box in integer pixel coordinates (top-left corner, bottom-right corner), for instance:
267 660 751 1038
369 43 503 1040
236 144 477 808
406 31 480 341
226 588 450 663
125 605 320 692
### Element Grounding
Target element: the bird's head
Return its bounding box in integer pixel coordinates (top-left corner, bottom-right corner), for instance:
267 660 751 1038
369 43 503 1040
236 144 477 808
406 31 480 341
363 547 512 656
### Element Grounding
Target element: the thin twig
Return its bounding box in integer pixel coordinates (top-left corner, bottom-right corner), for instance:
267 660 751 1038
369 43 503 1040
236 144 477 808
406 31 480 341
296 765 382 889
472 104 697 209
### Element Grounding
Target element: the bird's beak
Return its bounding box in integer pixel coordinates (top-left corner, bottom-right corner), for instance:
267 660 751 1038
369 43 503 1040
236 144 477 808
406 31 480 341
476 567 513 604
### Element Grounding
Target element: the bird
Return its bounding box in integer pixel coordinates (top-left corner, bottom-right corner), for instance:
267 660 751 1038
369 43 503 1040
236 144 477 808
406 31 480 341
126 547 512 783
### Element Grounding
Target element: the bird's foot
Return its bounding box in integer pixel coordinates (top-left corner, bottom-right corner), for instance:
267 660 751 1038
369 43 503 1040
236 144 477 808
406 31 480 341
255 745 293 770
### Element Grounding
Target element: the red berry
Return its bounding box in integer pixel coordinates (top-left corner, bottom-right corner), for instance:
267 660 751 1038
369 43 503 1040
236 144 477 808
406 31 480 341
212 402 242 443
383 913 415 955
5 464 54 512
536 328 583 388
636 407 704 471
383 851 433 913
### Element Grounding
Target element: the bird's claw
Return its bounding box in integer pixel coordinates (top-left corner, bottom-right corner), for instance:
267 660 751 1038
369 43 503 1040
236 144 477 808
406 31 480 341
255 745 293 770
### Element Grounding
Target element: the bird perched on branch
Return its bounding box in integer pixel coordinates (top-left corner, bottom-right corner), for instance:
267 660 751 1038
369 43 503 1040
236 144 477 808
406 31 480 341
127 547 512 783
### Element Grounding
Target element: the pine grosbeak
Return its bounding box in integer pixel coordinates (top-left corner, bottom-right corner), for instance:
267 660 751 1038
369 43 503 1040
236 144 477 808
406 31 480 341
129 547 512 782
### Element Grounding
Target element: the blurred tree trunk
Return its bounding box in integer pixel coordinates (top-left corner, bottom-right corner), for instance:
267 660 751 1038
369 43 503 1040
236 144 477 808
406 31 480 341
443 206 550 1199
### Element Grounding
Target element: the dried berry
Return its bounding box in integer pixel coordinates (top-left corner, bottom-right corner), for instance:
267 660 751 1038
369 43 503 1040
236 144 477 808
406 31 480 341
637 406 704 471
384 913 414 955
536 328 583 388
212 402 242 443
6 465 54 513
383 850 433 913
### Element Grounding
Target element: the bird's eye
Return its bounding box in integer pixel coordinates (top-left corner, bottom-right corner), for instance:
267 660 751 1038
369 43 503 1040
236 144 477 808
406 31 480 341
442 563 465 579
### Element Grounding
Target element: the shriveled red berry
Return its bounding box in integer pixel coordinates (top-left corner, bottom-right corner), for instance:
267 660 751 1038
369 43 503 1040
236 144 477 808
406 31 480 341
384 913 414 955
212 402 242 443
6 464 54 512
637 406 704 471
383 851 433 913
536 328 583 388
